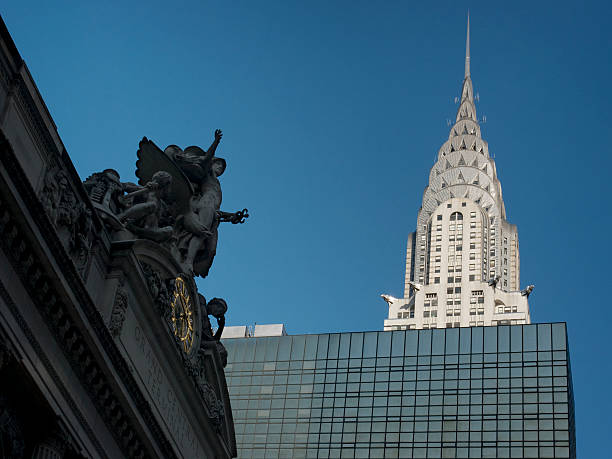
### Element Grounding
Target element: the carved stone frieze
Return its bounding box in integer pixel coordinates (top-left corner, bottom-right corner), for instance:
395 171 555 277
40 165 93 275
0 134 177 458
108 279 128 337
141 263 172 322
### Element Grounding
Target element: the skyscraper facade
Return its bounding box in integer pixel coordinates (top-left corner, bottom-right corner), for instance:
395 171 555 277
382 18 532 331
223 324 576 458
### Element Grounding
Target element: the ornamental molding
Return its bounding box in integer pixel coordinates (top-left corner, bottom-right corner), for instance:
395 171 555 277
0 130 178 458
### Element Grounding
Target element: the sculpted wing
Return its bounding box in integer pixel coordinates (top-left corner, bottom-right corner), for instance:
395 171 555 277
135 137 194 216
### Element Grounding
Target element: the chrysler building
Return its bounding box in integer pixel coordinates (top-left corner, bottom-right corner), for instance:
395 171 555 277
383 18 533 330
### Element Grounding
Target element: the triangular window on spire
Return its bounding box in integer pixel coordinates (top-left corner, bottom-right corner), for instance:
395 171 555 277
471 157 478 167
484 184 490 192
450 190 455 198
450 144 455 152
475 196 481 204
458 171 465 182
472 174 480 186
458 155 466 166
445 160 452 170
453 129 458 137
462 125 469 135
436 169 441 176
482 164 488 173
460 139 466 150
471 141 477 151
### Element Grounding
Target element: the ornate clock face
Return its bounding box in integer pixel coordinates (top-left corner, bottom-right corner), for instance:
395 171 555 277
170 276 194 353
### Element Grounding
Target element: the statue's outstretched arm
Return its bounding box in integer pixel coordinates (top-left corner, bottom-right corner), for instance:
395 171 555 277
203 129 223 161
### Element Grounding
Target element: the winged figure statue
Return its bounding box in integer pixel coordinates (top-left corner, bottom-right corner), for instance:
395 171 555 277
134 130 248 277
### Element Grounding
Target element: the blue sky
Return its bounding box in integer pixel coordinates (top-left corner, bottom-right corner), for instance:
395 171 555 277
3 1 611 455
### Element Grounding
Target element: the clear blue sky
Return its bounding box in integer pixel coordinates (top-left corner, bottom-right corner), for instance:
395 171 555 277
3 1 610 455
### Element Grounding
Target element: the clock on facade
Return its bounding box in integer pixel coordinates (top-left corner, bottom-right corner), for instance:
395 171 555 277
170 276 195 353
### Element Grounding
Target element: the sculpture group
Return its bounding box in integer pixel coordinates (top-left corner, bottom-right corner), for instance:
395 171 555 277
82 130 246 359
84 129 248 279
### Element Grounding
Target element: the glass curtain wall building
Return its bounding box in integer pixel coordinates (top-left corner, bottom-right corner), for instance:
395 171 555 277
223 323 575 459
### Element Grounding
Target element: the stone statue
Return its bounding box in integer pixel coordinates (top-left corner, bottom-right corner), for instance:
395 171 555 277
134 130 248 277
199 294 228 367
118 171 174 242
199 294 227 342
83 169 124 214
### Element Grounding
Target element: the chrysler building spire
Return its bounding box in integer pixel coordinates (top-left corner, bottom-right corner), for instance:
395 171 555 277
465 13 470 78
382 19 532 331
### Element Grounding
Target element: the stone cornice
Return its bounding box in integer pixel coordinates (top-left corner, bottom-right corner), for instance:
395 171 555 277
0 130 178 458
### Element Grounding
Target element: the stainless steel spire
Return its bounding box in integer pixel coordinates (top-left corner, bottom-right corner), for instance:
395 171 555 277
465 13 470 78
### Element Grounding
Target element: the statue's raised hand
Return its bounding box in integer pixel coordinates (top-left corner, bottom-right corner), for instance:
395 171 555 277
214 129 223 142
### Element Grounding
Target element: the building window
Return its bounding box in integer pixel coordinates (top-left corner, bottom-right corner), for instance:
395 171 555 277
448 277 454 284
447 203 452 208
437 215 442 221
454 287 461 293
450 212 463 221
462 202 466 207
470 243 476 249
470 222 476 228
470 211 476 218
434 277 440 284
469 274 476 281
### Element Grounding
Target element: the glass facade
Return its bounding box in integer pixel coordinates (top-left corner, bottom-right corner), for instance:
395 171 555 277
223 323 575 458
